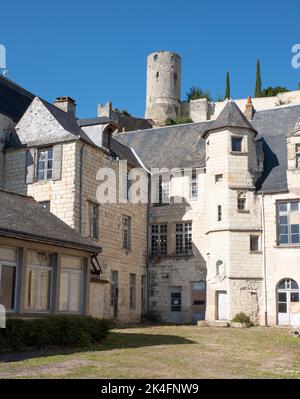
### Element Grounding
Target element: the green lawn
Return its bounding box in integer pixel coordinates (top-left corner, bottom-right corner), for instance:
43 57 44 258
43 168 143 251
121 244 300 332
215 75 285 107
0 324 300 379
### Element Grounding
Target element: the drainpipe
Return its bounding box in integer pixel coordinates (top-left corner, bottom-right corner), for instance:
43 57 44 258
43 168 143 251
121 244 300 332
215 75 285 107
260 193 268 326
79 143 85 235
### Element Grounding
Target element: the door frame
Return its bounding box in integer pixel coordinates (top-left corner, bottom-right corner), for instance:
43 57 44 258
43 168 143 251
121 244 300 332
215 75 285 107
216 290 228 321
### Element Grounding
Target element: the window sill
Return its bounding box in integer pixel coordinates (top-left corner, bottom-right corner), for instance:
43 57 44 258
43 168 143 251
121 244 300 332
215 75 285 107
150 254 194 260
249 251 262 254
238 210 250 214
230 151 248 156
274 244 300 249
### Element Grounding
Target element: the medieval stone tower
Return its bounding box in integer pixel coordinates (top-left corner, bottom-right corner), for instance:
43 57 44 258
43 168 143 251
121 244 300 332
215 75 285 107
145 51 181 125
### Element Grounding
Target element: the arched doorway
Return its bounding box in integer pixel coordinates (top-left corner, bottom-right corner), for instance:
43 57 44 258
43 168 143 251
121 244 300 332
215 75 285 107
277 278 300 325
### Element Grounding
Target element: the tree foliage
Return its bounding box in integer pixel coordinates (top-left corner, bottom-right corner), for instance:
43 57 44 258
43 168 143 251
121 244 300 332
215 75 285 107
186 86 211 102
254 60 262 98
224 72 231 100
165 116 193 126
261 86 289 97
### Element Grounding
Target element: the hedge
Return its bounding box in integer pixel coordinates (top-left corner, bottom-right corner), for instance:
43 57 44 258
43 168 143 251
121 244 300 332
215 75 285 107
0 316 112 352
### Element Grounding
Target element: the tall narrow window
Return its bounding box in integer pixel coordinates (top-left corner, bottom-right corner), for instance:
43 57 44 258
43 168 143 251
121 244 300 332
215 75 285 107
158 176 170 204
231 137 242 152
190 169 198 200
151 224 168 256
250 235 260 252
38 147 53 181
296 144 300 168
237 192 247 211
129 273 136 310
0 246 18 311
277 200 300 245
88 201 99 239
59 256 84 313
141 275 147 314
122 215 131 250
24 251 54 312
218 205 222 221
175 222 192 255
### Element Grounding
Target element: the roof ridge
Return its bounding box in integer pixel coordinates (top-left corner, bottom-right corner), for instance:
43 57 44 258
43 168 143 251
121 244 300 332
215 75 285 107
0 75 35 99
0 188 35 201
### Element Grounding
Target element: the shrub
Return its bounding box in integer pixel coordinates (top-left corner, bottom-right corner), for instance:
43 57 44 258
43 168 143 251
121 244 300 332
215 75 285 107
165 116 193 126
0 316 112 352
231 312 252 324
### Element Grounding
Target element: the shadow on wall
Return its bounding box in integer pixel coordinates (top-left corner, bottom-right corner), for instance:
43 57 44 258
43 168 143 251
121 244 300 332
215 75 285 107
0 330 196 363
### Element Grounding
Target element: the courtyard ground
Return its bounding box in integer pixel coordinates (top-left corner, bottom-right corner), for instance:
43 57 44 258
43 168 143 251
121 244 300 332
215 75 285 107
0 324 299 379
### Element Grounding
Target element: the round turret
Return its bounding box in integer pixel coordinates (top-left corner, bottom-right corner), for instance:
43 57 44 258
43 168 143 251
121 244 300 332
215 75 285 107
145 51 181 124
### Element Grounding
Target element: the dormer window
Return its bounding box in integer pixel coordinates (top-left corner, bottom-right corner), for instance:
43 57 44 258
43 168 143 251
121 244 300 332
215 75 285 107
296 144 300 168
231 136 243 152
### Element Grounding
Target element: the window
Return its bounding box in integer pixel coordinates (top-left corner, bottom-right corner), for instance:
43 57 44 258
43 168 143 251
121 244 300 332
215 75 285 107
129 273 136 310
216 260 225 276
296 144 300 168
122 215 131 250
237 192 246 211
231 137 243 152
278 278 299 290
39 201 50 211
215 174 223 183
158 176 170 204
151 224 168 256
218 205 222 221
190 169 198 200
175 222 192 255
88 201 99 239
24 251 54 312
38 147 53 181
110 271 118 318
0 247 18 311
277 200 300 245
250 235 260 252
59 256 84 313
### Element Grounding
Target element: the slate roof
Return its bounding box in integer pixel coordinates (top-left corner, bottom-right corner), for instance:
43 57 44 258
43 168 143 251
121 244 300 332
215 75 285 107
115 103 300 193
0 76 35 122
0 190 101 253
203 100 258 137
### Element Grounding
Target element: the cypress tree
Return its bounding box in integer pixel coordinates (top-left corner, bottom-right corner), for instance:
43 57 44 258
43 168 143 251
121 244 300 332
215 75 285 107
225 72 231 100
254 59 262 98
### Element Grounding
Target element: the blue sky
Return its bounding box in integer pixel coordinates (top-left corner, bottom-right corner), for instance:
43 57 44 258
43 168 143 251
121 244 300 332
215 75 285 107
1 0 300 118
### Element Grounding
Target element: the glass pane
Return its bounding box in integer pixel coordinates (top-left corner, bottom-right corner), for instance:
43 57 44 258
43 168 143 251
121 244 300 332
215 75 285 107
291 292 299 302
47 170 52 179
24 268 37 310
279 216 288 225
279 225 288 235
291 280 299 289
0 265 16 309
278 303 287 313
28 252 52 267
69 272 82 312
291 224 300 234
37 270 51 311
278 203 288 212
291 234 300 244
278 292 287 302
59 271 69 311
0 247 17 262
193 281 205 291
291 202 299 212
279 234 289 244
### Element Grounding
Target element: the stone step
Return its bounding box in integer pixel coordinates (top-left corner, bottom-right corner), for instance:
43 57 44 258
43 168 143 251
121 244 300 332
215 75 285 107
208 320 230 328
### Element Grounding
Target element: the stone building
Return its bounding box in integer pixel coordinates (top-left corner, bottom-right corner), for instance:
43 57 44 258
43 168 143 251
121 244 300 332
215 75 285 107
117 98 300 326
0 189 101 316
1 47 300 327
0 76 148 323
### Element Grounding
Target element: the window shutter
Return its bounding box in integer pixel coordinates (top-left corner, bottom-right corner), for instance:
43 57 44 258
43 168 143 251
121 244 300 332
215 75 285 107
26 148 37 184
52 144 63 181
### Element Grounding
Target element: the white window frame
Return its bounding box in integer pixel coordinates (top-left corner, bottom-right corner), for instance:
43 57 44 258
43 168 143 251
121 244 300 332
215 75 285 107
151 223 168 256
37 147 53 181
25 253 54 313
175 222 193 256
59 257 84 313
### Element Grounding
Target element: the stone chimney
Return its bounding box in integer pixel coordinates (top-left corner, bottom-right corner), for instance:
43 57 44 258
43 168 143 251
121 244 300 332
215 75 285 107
54 96 76 116
244 96 254 120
